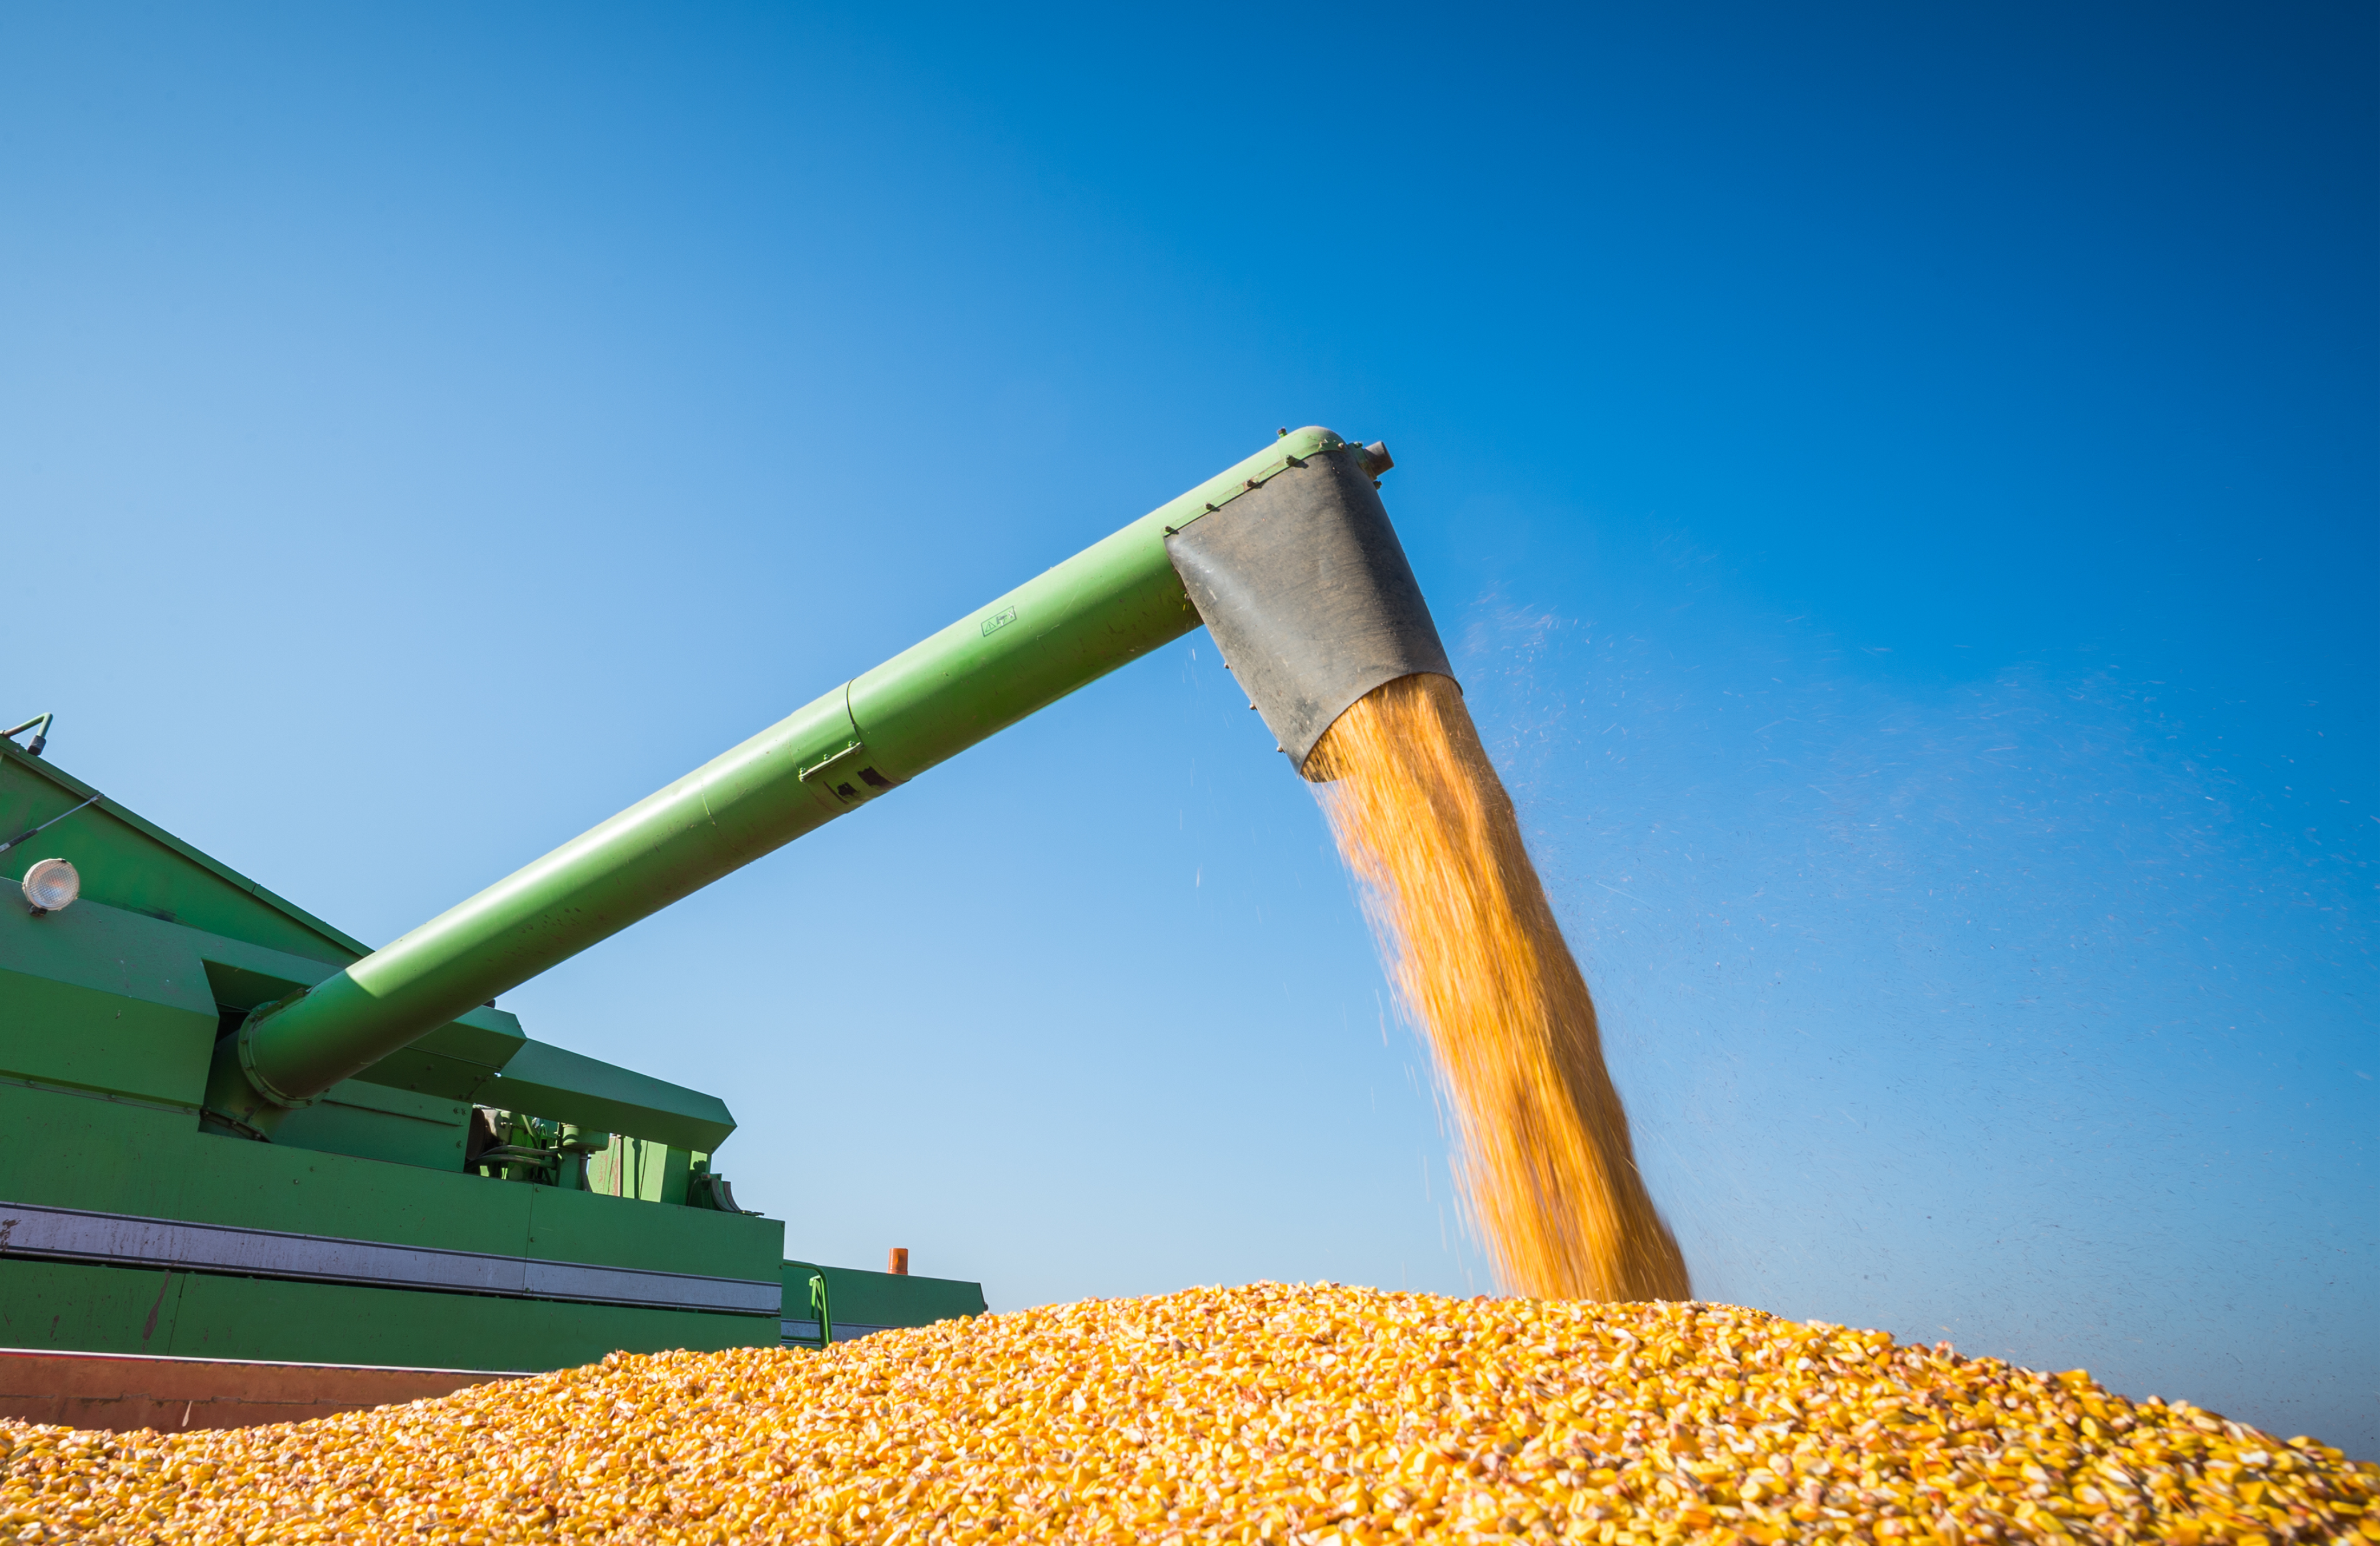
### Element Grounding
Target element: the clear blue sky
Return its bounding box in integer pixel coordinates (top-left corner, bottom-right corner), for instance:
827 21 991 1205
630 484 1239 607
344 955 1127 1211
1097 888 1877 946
3 3 2371 1453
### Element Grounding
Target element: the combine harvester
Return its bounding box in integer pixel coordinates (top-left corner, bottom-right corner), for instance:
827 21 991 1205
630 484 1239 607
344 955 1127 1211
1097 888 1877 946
0 427 1449 1429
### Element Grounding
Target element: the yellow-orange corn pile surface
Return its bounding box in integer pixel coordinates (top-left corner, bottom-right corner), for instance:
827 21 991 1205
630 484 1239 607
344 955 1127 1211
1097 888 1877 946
1309 674 1689 1304
9 1284 2373 1545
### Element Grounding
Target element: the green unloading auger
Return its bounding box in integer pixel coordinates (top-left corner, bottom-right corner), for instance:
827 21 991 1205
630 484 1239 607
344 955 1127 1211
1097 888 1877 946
204 428 1452 1138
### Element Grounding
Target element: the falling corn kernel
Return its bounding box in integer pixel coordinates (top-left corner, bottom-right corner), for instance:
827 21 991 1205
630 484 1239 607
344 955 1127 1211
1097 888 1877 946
1309 672 1689 1303
6 1283 2372 1543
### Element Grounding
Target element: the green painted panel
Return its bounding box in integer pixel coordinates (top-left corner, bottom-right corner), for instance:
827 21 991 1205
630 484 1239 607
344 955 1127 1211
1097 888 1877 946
525 1183 781 1283
813 1264 988 1328
193 934 335 1019
483 1039 735 1151
0 1258 187 1356
0 1080 778 1281
588 1136 674 1202
0 1259 777 1372
2 1087 778 1300
0 1082 210 1212
344 1046 506 1105
655 1146 693 1207
0 896 214 1014
0 1080 539 1259
270 1080 472 1172
405 1004 528 1070
165 1272 776 1368
167 1132 542 1259
325 1080 471 1123
0 970 214 1107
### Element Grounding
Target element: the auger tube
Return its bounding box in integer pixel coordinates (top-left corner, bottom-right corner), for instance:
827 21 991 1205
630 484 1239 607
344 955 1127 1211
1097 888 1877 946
205 427 1443 1137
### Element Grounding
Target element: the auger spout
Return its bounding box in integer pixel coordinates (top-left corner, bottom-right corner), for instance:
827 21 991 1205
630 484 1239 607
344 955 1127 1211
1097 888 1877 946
1165 437 1452 775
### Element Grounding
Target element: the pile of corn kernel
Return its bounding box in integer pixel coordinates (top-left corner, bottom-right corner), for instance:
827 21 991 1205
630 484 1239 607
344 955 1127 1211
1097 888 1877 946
5 1284 2373 1544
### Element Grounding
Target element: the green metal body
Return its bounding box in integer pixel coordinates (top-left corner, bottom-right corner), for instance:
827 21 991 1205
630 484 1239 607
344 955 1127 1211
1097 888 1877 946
0 739 810 1371
0 429 1346 1376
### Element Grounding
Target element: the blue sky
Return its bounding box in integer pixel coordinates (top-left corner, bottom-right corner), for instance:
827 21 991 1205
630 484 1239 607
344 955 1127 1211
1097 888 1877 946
3 4 2371 1453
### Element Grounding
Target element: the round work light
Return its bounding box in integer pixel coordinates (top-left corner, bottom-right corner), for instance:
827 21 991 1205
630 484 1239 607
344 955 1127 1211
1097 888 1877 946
22 857 80 914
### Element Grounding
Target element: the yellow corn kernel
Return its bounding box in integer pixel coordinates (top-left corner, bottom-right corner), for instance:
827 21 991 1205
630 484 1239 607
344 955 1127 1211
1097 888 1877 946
4 1283 2372 1544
